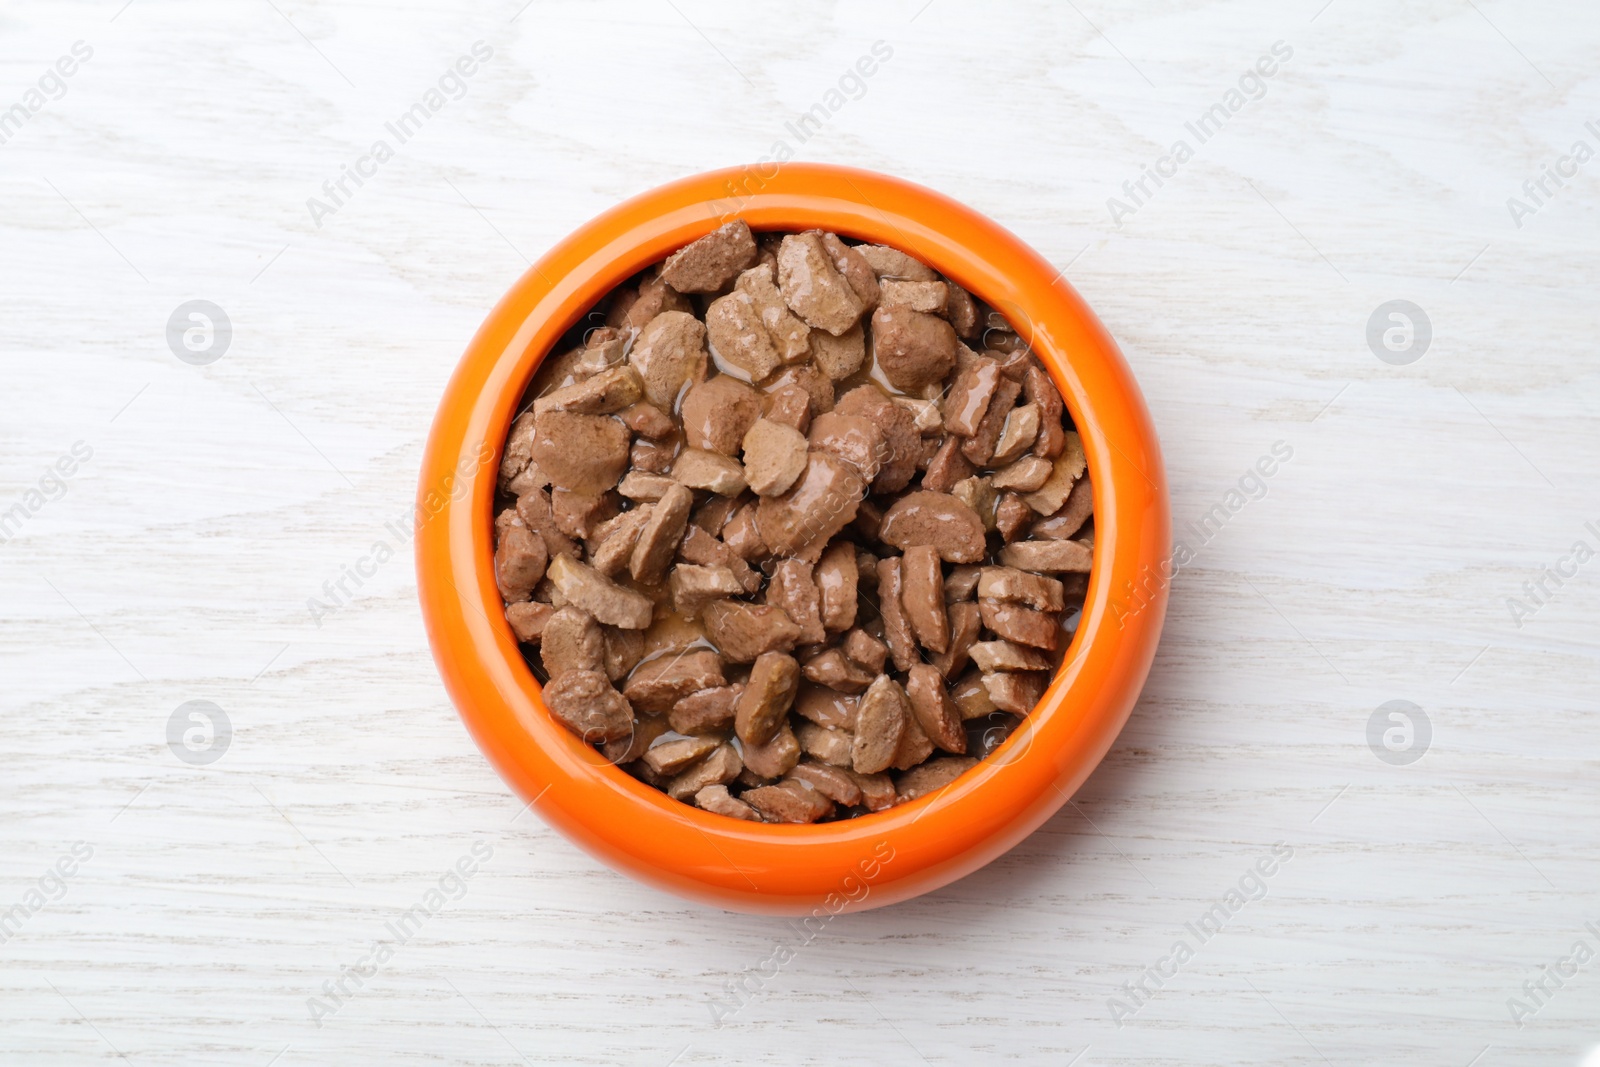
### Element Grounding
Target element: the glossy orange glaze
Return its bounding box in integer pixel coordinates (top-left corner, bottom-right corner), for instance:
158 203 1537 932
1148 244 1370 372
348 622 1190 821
417 165 1169 914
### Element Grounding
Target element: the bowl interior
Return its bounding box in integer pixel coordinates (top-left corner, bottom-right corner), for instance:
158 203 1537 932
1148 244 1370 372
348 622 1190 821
500 231 1092 789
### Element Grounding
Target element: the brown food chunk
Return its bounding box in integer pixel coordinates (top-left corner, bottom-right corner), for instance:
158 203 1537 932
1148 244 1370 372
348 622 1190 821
517 489 581 567
1034 477 1093 540
896 756 979 802
832 385 920 493
841 628 889 674
494 524 547 602
630 311 709 409
905 663 966 754
622 648 727 713
890 707 935 770
761 383 812 433
911 433 942 473
741 418 809 497
661 219 759 293
969 640 1054 672
500 411 538 488
584 325 627 364
796 721 855 767
505 602 554 646
767 362 833 417
630 482 692 585
846 769 898 811
607 273 693 332
681 376 762 456
960 376 1022 465
503 461 548 500
1024 364 1067 459
642 617 714 669
669 564 744 617
547 554 654 629
735 651 801 746
705 289 782 383
947 472 993 526
988 334 1033 365
978 566 1066 612
820 232 881 311
800 648 874 693
530 410 630 496
875 557 919 673
550 487 616 541
878 491 988 564
921 436 976 494
602 626 645 681
898 399 943 437
1020 432 1086 515
982 671 1046 715
900 544 949 654
690 493 739 536
672 448 747 496
666 743 742 800
721 500 768 562
943 280 980 339
678 523 760 593
702 600 803 662
789 761 864 807
630 435 678 474
991 455 1053 493
533 364 643 417
930 600 981 679
945 565 982 602
669 684 744 734
809 322 865 380
991 403 1041 465
794 686 858 729
766 560 825 645
643 735 721 775
978 600 1059 650
852 676 909 774
590 506 651 576
995 493 1035 542
695 784 761 821
777 232 865 336
620 401 675 439
870 305 957 392
853 497 884 542
951 669 1000 718
744 781 834 823
755 452 864 563
540 606 605 676
742 722 802 779
856 244 937 281
879 279 948 314
997 538 1093 573
735 263 811 362
814 541 859 633
601 713 667 767
543 670 634 743
617 472 678 502
806 412 885 485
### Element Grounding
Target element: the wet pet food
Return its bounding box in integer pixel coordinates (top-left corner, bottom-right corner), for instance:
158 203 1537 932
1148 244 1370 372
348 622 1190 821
493 221 1093 822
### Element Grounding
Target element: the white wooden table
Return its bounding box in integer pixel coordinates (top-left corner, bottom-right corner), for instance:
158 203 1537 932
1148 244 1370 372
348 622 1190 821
3 1 1597 1063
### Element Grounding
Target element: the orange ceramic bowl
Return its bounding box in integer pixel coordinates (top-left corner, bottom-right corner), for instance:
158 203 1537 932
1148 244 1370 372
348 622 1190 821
417 164 1169 914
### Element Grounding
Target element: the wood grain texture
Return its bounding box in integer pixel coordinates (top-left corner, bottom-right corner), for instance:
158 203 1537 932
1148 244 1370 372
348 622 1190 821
2 0 1598 1063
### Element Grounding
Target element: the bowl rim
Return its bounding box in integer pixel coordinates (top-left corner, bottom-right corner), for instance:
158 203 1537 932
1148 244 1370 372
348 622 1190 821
417 163 1170 914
